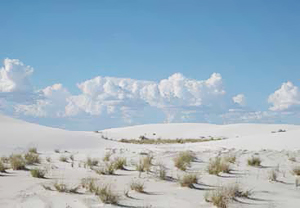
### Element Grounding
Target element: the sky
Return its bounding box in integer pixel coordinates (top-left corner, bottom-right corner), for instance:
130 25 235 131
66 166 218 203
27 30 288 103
0 0 300 130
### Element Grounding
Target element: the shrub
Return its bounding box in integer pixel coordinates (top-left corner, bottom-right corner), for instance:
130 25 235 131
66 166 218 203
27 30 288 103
103 152 112 162
158 164 167 180
179 173 198 188
289 157 297 162
28 147 37 154
96 185 120 204
46 157 51 162
247 157 261 167
86 157 99 167
136 156 153 173
113 157 126 170
130 180 145 193
95 162 115 175
268 169 278 182
0 161 7 172
24 152 40 165
207 157 230 175
0 156 9 163
10 154 26 170
59 155 68 162
292 166 300 176
30 168 46 178
81 177 97 193
53 182 79 193
205 184 251 208
174 151 195 171
224 154 236 164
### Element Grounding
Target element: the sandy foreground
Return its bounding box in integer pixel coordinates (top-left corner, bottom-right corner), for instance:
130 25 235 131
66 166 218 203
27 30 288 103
1 115 300 208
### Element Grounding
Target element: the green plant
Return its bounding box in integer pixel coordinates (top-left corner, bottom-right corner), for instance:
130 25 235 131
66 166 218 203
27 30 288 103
103 152 112 162
10 154 26 170
30 168 46 178
81 177 97 193
113 157 126 170
207 157 230 175
86 157 99 167
24 152 40 165
179 173 198 188
174 151 195 171
95 162 115 175
0 161 7 172
247 157 261 167
158 164 167 180
28 147 37 154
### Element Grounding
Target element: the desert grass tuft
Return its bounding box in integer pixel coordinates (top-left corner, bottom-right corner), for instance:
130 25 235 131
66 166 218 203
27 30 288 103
30 168 46 178
224 154 236 164
53 182 80 193
59 155 68 163
24 152 40 165
158 164 167 180
136 155 153 173
292 166 300 176
268 169 278 182
247 156 261 167
10 154 26 170
130 180 145 193
113 157 127 170
81 177 97 193
96 184 120 204
1 156 9 163
207 157 230 175
179 173 198 188
28 147 37 154
95 162 115 175
173 151 195 171
103 152 112 162
86 157 99 167
0 161 7 173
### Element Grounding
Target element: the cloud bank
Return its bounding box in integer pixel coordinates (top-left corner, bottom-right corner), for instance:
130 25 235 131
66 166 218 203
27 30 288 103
1 58 299 130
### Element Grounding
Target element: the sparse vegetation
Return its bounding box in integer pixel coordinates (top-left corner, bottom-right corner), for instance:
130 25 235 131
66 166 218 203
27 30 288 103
96 185 120 204
224 154 236 164
1 156 9 163
86 157 99 167
59 155 68 162
289 156 297 162
70 155 74 161
54 149 60 153
81 177 97 193
46 157 51 162
113 157 127 170
179 173 198 188
10 154 26 170
103 152 112 162
292 166 300 176
28 147 37 154
247 156 261 167
158 164 167 180
268 169 278 182
136 155 153 173
30 168 46 178
205 184 251 208
207 157 230 175
0 161 7 172
130 180 145 193
174 151 195 171
24 152 40 164
54 182 80 193
95 162 115 175
120 137 223 144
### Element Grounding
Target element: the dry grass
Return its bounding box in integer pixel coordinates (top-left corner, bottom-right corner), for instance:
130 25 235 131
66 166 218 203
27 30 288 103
247 157 261 167
1 156 9 163
174 151 195 171
289 156 297 162
120 138 223 144
103 152 112 162
136 155 153 173
24 152 40 165
30 168 46 178
0 161 7 173
81 177 97 193
224 154 236 164
28 147 37 154
268 169 278 182
179 173 198 188
158 164 167 180
205 184 251 208
54 182 80 193
113 157 127 170
207 157 230 175
95 162 115 175
292 166 300 176
96 185 120 204
86 157 99 167
130 180 145 193
59 155 68 163
10 154 26 170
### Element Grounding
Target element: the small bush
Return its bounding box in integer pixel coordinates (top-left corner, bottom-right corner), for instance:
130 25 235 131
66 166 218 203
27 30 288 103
136 156 153 173
28 147 37 154
96 185 120 204
158 164 167 180
86 157 99 167
179 173 198 188
224 154 236 164
292 166 300 176
95 162 115 175
247 157 261 167
296 177 300 187
207 157 230 175
130 180 145 193
30 168 46 178
0 161 7 172
0 156 9 163
174 151 195 171
268 169 278 182
59 155 68 163
113 157 126 170
54 182 68 192
24 152 40 165
10 154 26 170
103 152 112 162
81 177 97 193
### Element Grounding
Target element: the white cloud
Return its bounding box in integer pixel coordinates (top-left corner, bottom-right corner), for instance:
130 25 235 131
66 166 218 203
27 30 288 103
232 94 246 106
268 81 300 111
0 58 33 92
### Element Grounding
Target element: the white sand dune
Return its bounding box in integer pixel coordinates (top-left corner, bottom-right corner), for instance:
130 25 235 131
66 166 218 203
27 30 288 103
1 115 300 208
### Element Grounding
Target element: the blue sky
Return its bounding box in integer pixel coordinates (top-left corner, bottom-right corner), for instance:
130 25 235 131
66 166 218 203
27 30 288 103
0 0 300 130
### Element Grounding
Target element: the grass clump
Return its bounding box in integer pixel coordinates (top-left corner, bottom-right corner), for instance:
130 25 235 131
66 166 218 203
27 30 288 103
103 152 112 162
10 154 26 170
30 168 46 178
28 147 37 154
1 156 9 163
158 164 167 180
59 155 68 163
179 173 198 188
24 152 40 165
95 162 115 175
292 166 300 176
224 154 236 164
96 185 120 204
86 157 99 167
205 184 251 208
54 182 80 193
136 155 153 173
113 157 127 170
207 157 231 175
174 151 195 171
130 180 145 193
268 169 278 182
247 156 261 167
0 161 7 173
81 177 97 193
120 138 223 144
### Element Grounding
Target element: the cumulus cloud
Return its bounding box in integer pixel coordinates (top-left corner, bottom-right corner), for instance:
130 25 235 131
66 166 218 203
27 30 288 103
268 81 300 111
0 58 33 92
232 94 246 106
